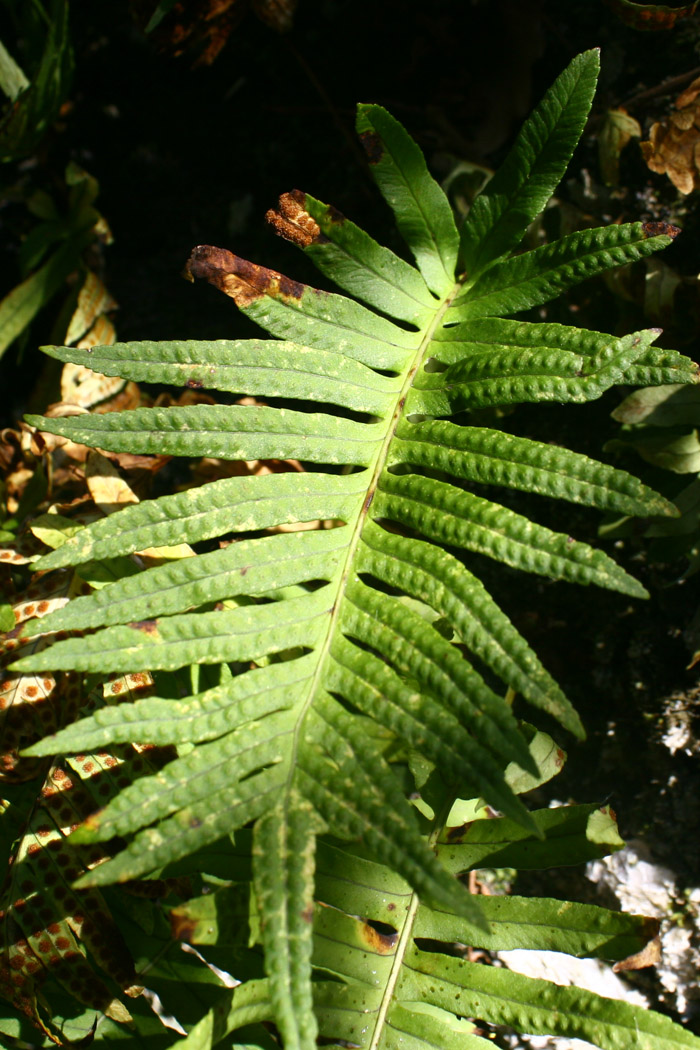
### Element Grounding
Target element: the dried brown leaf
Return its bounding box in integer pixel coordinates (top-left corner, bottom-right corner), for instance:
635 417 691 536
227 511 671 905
64 272 118 348
605 0 699 30
613 933 662 971
61 363 126 409
85 450 140 514
641 75 700 193
130 0 297 66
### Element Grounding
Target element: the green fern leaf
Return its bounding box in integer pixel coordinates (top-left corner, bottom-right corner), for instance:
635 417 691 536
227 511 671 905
290 190 435 323
460 49 600 278
355 104 459 294
398 951 699 1050
166 805 698 1050
26 403 382 464
11 52 698 1049
455 223 678 319
38 337 400 412
253 796 320 1050
437 802 625 871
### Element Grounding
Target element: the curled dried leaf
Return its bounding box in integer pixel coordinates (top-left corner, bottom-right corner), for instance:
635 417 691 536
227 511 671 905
266 190 324 248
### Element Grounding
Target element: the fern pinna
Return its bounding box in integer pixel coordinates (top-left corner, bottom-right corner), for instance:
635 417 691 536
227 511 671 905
3 49 700 1050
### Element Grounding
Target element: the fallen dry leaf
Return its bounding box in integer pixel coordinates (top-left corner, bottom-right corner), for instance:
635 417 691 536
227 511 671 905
130 0 297 67
605 0 699 30
85 450 141 513
64 271 118 347
61 362 126 408
641 75 700 193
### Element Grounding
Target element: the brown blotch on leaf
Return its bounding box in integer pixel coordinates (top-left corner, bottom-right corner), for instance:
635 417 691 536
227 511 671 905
642 221 681 239
266 190 326 248
184 245 305 309
446 822 472 842
186 378 204 389
359 921 398 954
325 202 346 226
129 619 160 635
360 130 383 165
170 912 197 943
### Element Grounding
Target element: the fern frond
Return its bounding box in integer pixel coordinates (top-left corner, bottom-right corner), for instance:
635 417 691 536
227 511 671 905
9 50 699 1049
454 222 679 318
460 49 601 277
168 805 691 1050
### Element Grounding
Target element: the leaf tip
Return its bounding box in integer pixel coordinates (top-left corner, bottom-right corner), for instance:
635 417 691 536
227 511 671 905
566 713 587 741
70 811 104 844
266 190 326 248
641 221 681 241
185 244 306 308
19 737 54 758
23 413 47 430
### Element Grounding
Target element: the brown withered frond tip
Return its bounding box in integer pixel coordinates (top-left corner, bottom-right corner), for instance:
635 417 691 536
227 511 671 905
184 245 305 308
641 221 681 239
266 190 326 248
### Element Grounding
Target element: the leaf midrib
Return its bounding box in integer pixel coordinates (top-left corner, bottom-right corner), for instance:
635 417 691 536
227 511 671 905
282 275 465 798
367 782 462 1050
